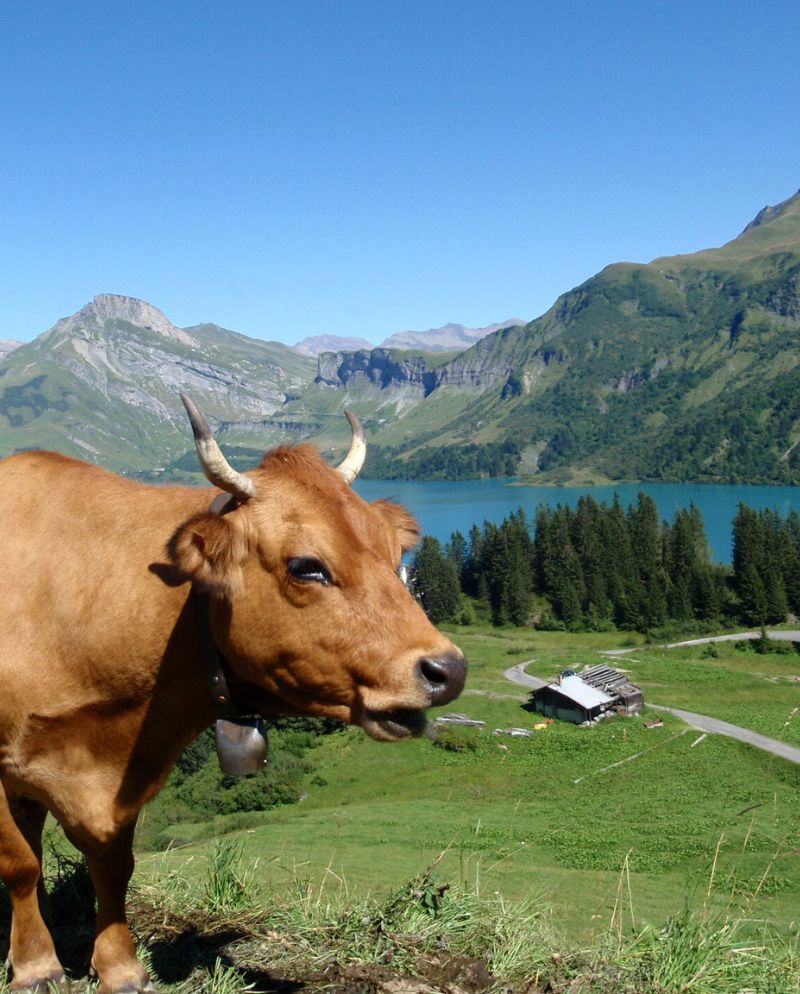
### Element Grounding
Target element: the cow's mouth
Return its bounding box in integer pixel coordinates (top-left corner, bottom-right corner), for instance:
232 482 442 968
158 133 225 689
362 707 427 741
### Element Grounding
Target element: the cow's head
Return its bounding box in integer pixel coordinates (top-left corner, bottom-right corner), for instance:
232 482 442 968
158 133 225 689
168 395 466 740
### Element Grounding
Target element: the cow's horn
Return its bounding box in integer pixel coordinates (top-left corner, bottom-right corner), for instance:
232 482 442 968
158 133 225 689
337 411 367 484
180 393 256 500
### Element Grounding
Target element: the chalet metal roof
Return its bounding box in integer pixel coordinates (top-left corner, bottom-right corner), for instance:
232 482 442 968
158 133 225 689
547 675 614 710
580 664 629 691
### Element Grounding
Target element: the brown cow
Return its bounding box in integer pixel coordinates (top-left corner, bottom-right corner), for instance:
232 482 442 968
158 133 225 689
0 397 466 993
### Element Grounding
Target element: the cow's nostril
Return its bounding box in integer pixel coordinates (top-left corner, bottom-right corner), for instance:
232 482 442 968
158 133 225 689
419 656 449 686
417 653 467 705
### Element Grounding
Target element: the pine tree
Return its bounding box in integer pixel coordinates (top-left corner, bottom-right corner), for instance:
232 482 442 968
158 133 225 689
411 536 460 623
573 495 612 623
482 523 512 625
502 511 535 625
602 495 637 627
761 509 788 622
666 509 696 621
627 493 667 629
462 524 485 598
537 505 584 626
445 530 467 580
733 504 768 624
532 506 552 594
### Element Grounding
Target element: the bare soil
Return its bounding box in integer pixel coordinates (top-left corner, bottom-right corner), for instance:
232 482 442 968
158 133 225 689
128 900 544 993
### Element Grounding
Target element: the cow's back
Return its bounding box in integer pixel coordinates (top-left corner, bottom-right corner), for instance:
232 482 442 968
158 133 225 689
0 451 208 747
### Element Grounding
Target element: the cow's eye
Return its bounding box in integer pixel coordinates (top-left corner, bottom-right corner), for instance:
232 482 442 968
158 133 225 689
287 557 332 586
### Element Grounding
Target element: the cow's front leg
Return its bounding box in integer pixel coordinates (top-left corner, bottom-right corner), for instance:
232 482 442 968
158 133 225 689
83 823 154 994
0 787 68 993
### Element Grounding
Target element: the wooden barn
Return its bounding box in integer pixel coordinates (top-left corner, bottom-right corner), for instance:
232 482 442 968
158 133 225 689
579 664 644 715
532 665 644 725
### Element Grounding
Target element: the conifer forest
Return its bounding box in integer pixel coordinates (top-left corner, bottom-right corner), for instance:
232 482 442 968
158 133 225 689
411 496 800 633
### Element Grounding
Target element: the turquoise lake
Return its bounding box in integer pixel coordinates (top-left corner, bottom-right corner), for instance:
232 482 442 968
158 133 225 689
354 479 800 564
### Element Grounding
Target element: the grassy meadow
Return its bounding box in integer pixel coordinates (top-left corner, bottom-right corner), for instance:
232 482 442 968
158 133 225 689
121 625 800 990
5 624 799 992
137 626 800 931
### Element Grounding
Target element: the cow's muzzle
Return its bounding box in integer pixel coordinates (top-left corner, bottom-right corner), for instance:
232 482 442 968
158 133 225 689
417 652 467 706
361 652 467 742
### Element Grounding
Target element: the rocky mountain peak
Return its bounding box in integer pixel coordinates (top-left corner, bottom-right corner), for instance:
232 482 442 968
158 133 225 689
741 189 800 235
88 294 174 331
44 294 198 347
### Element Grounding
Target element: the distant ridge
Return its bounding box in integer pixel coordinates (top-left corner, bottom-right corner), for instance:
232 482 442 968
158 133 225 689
295 333 374 355
380 319 523 352
293 319 524 356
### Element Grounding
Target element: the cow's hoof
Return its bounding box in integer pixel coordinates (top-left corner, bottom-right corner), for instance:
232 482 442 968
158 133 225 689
90 959 156 993
96 982 157 994
10 974 70 993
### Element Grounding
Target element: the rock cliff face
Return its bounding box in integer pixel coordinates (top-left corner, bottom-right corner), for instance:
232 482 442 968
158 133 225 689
314 333 523 397
430 333 517 389
316 349 437 394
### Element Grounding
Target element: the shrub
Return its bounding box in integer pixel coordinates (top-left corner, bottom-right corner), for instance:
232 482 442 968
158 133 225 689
431 725 482 753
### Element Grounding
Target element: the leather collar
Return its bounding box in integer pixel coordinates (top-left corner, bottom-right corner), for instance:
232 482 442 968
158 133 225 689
189 586 241 717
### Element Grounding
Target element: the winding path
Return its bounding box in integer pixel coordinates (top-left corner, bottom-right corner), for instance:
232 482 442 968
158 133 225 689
503 634 800 766
646 704 800 765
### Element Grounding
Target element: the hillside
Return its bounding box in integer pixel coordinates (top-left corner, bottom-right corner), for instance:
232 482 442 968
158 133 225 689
126 625 800 993
0 295 316 473
341 189 800 482
1 191 799 484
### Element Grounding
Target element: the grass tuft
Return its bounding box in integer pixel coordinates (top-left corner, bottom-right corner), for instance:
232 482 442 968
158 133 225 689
203 841 256 915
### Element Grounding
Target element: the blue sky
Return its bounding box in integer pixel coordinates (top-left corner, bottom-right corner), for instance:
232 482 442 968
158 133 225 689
2 1 798 346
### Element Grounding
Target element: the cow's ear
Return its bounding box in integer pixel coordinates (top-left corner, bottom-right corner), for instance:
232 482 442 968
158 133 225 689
373 500 421 554
167 512 247 596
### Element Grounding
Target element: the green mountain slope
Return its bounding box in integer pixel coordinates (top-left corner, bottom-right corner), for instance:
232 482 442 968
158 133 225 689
1 191 798 484
0 295 316 473
362 189 800 482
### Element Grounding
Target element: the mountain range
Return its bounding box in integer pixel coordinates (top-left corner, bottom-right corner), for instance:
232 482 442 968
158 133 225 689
1 188 799 484
294 318 523 355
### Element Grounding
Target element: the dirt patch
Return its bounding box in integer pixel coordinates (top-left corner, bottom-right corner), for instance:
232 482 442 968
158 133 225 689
127 900 551 993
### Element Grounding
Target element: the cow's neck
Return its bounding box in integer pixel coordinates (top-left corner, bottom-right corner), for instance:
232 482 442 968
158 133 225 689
188 587 242 715
187 587 269 777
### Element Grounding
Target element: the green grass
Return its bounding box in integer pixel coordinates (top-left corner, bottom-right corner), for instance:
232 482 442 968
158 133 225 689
6 622 799 992
619 643 800 746
135 625 800 949
130 826 800 993
16 824 797 993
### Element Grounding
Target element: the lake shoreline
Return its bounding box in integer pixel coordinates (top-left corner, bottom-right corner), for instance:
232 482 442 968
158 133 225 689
355 478 800 565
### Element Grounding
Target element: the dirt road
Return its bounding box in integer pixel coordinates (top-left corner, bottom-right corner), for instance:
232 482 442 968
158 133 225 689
504 635 800 766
